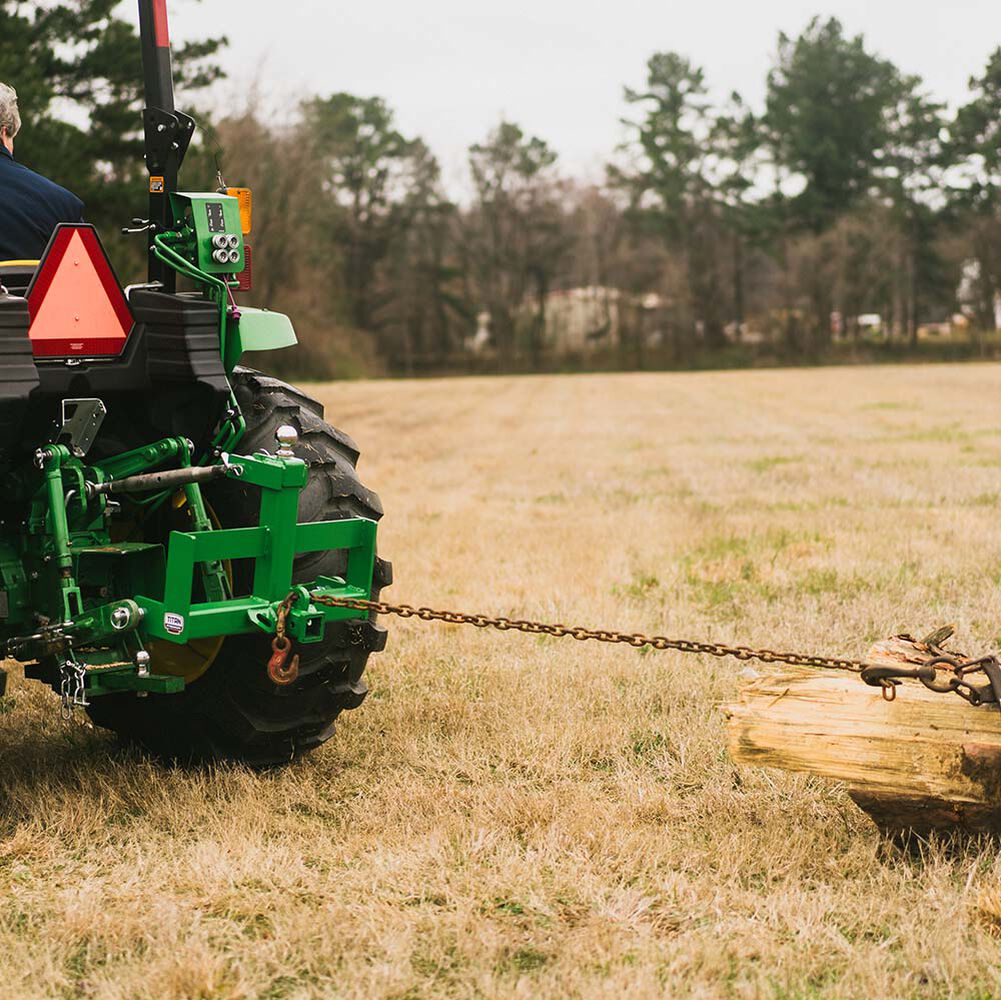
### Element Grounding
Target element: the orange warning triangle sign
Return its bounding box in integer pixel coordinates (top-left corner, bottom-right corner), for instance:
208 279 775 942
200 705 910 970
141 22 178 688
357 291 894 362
27 225 133 358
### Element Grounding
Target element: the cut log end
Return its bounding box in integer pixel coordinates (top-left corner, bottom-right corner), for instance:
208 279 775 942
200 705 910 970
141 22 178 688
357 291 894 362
725 632 1001 836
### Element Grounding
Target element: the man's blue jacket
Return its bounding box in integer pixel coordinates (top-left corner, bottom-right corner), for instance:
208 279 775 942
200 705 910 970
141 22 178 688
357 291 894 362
0 144 84 261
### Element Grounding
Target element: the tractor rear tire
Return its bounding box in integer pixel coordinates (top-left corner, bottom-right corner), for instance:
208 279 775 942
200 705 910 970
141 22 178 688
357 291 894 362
85 368 391 766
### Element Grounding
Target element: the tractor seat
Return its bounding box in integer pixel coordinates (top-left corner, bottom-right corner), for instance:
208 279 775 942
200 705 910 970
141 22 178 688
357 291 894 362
0 261 39 298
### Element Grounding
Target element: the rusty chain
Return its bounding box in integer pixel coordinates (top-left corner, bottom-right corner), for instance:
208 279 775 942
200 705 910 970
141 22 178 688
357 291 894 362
305 593 870 673
317 596 1001 707
268 593 300 685
267 592 1001 707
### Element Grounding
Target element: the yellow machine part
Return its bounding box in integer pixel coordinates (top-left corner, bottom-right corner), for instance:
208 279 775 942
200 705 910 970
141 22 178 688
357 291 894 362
148 493 231 684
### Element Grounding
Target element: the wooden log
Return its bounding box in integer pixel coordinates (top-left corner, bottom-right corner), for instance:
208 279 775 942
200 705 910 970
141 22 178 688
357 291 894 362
724 634 1001 835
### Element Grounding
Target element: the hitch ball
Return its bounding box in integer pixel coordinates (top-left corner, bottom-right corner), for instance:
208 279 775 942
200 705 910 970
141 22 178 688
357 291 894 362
276 426 299 458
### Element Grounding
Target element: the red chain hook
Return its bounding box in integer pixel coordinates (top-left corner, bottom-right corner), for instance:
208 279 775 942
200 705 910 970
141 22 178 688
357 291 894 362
268 594 300 685
268 635 299 685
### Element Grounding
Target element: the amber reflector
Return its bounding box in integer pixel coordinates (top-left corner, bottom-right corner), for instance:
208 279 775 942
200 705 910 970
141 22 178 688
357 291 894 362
226 187 253 234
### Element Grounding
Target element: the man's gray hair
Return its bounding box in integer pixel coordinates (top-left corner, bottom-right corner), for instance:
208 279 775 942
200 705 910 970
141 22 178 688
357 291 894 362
0 83 21 139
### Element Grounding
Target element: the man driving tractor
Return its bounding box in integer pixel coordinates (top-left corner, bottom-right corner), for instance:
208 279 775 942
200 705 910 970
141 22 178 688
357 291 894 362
0 83 85 262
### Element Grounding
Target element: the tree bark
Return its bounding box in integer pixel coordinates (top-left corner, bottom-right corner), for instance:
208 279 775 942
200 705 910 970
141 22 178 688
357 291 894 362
725 633 1001 835
733 232 745 339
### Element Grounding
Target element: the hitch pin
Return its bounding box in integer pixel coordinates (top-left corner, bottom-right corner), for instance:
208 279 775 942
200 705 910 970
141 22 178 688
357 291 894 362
218 452 244 477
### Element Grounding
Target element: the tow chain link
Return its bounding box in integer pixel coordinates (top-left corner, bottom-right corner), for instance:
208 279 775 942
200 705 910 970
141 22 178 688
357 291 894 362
268 594 300 685
304 593 870 672
266 593 1001 708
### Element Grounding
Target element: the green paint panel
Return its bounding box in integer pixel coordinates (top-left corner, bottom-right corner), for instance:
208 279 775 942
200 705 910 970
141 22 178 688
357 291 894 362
228 308 297 370
87 668 185 696
138 514 376 643
139 583 371 643
168 192 245 275
135 451 377 646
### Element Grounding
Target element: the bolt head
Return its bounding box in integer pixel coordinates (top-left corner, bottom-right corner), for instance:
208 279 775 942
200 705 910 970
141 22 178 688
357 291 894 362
110 606 131 630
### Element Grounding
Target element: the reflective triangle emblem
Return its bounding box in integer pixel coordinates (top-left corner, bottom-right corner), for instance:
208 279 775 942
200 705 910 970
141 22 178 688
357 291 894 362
27 225 133 359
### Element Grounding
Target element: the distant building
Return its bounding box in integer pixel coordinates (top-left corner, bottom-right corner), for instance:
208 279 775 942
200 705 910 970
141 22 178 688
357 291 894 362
466 286 672 357
958 259 1001 329
540 286 621 353
465 311 492 354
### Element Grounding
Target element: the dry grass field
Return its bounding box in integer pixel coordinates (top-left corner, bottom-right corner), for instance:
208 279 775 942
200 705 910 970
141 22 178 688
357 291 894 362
9 365 1001 999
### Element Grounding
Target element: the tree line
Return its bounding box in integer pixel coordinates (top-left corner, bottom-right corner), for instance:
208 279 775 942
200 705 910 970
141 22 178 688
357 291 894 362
9 5 1001 375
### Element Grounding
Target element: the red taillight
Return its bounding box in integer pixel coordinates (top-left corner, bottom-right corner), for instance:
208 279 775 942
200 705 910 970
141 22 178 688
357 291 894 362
235 243 252 292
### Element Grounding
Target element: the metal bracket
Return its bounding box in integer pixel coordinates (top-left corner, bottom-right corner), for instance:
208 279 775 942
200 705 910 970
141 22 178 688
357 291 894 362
980 658 1001 706
142 107 195 174
246 586 331 645
861 654 1001 709
56 398 107 458
174 111 196 167
860 663 936 688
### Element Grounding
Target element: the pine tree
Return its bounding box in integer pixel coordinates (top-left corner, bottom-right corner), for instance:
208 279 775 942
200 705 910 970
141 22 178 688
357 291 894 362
1 0 225 275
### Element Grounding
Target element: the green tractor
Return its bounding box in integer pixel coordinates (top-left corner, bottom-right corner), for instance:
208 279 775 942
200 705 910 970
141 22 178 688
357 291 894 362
0 0 390 765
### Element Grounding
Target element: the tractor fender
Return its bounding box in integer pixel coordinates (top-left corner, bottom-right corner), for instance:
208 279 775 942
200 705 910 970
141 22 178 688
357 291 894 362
227 307 297 370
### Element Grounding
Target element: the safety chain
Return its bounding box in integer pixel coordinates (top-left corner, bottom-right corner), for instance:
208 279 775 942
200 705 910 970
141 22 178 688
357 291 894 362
59 658 89 719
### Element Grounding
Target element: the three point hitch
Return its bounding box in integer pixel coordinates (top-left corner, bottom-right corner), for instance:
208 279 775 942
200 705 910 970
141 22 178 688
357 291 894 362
4 418 377 711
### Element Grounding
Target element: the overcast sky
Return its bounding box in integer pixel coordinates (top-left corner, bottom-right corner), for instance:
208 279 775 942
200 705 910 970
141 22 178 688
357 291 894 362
165 0 1001 191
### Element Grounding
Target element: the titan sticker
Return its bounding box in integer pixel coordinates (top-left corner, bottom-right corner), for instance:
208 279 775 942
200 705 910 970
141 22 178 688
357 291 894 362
163 612 185 635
